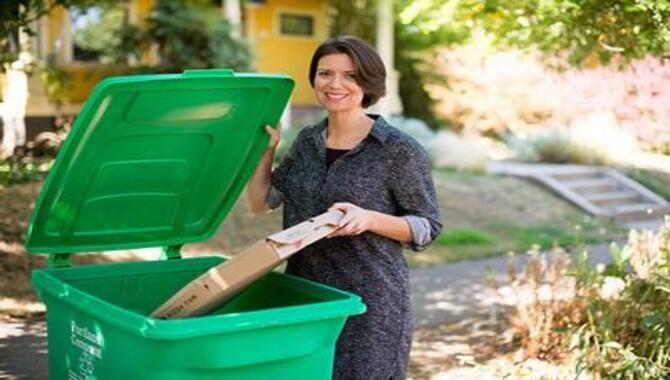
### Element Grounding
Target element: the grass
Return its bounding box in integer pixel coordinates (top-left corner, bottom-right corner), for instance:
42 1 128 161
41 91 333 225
623 168 670 201
434 224 602 251
407 170 626 267
410 220 620 266
435 229 496 246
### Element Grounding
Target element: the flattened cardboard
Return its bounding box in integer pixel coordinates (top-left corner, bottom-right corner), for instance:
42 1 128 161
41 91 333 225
152 210 344 319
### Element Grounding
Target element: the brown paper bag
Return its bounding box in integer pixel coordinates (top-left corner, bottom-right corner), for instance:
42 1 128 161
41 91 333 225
151 210 344 319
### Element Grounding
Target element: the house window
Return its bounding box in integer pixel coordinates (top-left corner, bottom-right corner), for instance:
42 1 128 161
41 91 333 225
279 13 314 37
70 4 128 63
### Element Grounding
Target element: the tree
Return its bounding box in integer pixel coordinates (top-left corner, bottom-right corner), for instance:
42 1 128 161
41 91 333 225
441 0 670 65
0 0 110 157
329 0 670 131
329 0 468 128
0 0 113 66
328 0 378 44
144 0 252 72
394 0 470 128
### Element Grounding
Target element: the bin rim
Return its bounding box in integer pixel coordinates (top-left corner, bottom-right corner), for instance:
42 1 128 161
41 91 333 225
32 259 366 340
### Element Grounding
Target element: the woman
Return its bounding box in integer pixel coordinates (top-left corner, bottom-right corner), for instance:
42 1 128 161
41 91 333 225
246 36 442 379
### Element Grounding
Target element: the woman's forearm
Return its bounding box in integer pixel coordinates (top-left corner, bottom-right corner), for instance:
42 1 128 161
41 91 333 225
329 202 413 242
367 211 413 243
245 149 275 213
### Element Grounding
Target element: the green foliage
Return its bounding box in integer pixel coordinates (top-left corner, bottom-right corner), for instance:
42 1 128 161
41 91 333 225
573 273 670 379
503 225 575 249
144 0 252 72
70 4 128 64
436 228 496 246
394 1 470 128
508 220 670 378
624 168 670 201
445 0 670 65
0 158 52 186
495 219 615 252
506 128 607 164
0 0 115 66
329 0 466 129
395 0 470 49
38 59 72 107
328 0 377 44
1 0 252 71
395 50 445 129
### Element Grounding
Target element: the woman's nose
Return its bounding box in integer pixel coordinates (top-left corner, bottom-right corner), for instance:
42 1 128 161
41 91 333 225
329 74 343 88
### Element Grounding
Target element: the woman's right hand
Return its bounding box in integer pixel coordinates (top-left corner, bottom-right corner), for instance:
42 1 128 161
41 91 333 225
247 124 282 213
266 124 281 151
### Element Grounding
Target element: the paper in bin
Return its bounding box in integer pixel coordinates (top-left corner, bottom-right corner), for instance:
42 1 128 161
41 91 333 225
151 210 344 319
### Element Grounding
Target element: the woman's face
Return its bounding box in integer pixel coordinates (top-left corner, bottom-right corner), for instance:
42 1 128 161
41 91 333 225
314 53 365 113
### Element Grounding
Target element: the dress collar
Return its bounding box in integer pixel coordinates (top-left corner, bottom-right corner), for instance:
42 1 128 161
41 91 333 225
313 114 390 144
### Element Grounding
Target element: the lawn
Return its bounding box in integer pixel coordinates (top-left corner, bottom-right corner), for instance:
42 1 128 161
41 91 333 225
407 170 626 267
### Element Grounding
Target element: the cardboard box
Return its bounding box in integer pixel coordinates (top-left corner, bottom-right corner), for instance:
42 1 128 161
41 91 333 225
152 210 344 319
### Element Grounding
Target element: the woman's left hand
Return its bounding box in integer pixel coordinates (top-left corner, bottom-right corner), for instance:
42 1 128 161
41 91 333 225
328 202 376 237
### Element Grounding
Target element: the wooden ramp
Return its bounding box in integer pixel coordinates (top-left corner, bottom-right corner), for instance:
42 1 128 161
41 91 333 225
488 162 670 222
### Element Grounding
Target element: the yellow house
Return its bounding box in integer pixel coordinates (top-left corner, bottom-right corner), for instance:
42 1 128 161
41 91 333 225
22 0 329 132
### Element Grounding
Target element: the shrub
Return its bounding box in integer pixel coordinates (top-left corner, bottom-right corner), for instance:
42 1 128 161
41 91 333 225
506 127 607 165
0 158 52 186
501 217 670 378
140 0 252 72
430 38 670 155
388 116 492 172
387 116 436 149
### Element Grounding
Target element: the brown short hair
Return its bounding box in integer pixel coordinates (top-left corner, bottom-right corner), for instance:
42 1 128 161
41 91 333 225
308 36 386 108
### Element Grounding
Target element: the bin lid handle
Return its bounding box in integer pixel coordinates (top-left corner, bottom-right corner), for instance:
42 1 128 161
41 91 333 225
182 69 235 78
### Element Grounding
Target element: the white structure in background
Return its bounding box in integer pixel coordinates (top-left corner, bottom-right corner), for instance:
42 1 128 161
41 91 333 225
1 54 30 157
223 0 242 37
373 0 402 117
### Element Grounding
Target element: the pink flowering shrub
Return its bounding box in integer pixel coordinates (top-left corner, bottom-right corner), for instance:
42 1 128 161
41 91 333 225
430 42 670 154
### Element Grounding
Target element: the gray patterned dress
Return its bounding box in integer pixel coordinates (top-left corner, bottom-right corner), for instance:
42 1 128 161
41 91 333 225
268 115 442 380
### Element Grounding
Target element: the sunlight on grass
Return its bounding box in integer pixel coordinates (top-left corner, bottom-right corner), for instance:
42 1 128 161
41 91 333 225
436 229 496 246
408 218 624 267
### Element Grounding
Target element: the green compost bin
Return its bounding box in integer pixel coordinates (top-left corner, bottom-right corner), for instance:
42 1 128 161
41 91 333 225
26 69 366 380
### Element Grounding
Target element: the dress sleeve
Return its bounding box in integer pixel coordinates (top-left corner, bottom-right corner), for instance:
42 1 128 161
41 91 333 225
266 129 303 209
388 142 442 251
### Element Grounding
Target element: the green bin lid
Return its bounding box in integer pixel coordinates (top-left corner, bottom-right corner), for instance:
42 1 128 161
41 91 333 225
26 69 294 254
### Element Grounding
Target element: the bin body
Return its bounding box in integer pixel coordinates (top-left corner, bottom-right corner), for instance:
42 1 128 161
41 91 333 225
34 256 365 380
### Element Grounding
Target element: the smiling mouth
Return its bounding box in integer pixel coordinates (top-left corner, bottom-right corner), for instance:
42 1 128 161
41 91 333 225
325 93 348 101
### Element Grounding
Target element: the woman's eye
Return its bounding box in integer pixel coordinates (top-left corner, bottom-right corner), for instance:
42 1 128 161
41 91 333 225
345 73 357 81
318 71 330 77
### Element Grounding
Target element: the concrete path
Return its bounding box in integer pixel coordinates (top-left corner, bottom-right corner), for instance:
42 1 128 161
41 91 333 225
0 317 48 379
412 216 663 327
0 218 664 379
411 242 614 327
